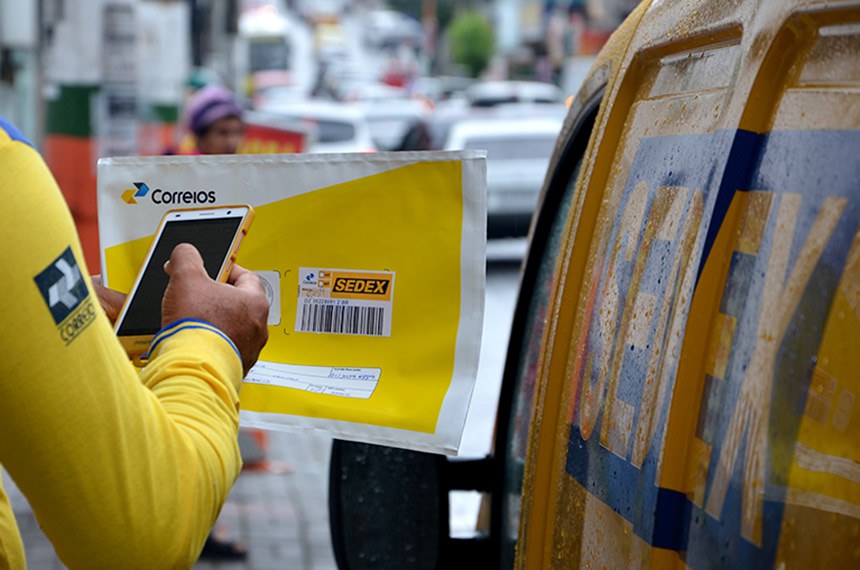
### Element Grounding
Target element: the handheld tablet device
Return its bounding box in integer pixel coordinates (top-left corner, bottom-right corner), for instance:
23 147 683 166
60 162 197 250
113 205 255 359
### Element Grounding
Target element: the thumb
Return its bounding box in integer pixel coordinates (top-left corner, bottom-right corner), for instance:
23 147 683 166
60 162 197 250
228 264 265 294
164 243 209 280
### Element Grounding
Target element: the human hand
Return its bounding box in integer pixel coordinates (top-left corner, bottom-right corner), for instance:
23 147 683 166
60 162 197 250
161 243 269 375
91 275 127 325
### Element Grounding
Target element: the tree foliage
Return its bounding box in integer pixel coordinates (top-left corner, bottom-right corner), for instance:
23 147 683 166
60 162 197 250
448 12 494 78
385 0 481 32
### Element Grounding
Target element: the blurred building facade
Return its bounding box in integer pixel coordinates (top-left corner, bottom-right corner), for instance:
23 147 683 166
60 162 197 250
493 0 638 86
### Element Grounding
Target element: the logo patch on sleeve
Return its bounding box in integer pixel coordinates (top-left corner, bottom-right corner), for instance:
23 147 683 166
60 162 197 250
34 247 96 344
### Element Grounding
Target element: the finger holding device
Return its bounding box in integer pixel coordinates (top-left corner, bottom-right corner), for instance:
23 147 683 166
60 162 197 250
113 205 257 364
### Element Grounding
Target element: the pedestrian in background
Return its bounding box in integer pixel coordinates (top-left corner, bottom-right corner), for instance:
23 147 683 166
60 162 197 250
185 84 246 155
167 83 245 156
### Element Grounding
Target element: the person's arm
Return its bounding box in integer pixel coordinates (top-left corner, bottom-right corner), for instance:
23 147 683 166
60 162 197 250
0 480 24 570
0 119 267 568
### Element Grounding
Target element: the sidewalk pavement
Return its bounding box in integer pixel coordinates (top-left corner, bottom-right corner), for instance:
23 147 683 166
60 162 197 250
3 430 338 570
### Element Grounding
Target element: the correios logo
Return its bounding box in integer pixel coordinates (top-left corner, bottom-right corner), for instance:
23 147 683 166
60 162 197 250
121 182 150 204
121 181 216 205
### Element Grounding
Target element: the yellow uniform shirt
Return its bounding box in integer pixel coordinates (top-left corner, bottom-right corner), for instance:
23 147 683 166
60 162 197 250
0 118 244 569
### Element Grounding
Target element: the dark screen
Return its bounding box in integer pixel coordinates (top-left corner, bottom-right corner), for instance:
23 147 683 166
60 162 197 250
117 217 243 336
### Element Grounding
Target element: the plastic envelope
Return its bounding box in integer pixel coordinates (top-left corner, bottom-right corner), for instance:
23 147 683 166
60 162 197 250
97 151 487 455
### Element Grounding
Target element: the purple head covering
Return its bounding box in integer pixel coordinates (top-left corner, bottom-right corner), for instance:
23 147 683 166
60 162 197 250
185 85 243 136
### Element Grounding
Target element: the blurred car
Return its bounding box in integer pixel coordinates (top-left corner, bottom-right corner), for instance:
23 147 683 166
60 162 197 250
342 82 410 103
398 100 565 153
410 75 475 102
443 117 563 237
256 99 376 153
363 9 424 50
250 84 306 109
464 80 564 107
315 60 382 101
490 101 569 121
358 98 429 151
248 70 300 108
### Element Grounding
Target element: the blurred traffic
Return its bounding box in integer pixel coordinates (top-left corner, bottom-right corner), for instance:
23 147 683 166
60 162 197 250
229 0 597 238
0 0 637 265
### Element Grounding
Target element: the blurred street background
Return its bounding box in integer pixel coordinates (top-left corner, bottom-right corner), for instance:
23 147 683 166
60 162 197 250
0 0 636 566
0 0 636 273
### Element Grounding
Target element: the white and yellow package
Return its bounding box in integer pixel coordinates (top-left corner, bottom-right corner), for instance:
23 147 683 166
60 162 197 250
97 151 486 455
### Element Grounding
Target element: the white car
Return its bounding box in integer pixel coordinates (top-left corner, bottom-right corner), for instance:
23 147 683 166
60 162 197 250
363 9 423 49
444 117 563 237
464 80 564 107
357 98 429 151
256 99 377 154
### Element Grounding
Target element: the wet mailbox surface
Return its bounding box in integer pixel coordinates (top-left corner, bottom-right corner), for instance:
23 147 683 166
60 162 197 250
499 0 860 567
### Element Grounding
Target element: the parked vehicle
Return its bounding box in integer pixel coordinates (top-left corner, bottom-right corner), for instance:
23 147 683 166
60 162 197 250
358 98 429 151
250 83 306 109
256 100 376 153
410 75 475 103
362 9 424 50
329 0 860 568
443 117 563 238
315 60 382 102
342 82 410 104
463 80 564 108
248 70 300 108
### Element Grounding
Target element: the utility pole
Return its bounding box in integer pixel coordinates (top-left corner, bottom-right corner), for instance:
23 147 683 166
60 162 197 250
422 0 437 75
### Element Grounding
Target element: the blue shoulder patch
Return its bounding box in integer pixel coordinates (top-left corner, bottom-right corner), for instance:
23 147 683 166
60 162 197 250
0 117 35 149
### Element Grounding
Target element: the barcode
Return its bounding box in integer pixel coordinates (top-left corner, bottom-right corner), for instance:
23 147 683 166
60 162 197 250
299 304 386 336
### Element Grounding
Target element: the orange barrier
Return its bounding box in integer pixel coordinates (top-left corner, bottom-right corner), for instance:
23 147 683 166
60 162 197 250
239 428 293 474
44 134 101 273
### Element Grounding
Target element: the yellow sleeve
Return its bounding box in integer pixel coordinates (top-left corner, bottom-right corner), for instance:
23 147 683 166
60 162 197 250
0 477 25 570
0 121 244 569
